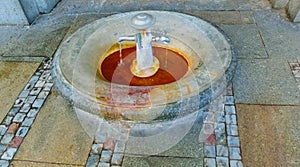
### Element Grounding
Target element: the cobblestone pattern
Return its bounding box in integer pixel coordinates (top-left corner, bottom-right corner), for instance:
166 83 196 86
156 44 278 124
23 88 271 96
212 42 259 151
289 61 300 90
0 58 53 166
85 82 243 167
86 135 125 167
203 82 243 167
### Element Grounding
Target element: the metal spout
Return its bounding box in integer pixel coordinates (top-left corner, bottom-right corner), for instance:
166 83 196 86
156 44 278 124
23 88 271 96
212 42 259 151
117 13 171 78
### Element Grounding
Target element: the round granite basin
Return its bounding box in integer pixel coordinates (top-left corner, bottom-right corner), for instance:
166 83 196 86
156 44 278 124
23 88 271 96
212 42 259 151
52 11 236 124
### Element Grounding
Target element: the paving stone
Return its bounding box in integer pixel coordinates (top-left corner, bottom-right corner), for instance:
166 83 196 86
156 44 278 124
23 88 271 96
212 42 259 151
230 160 243 167
114 140 126 153
8 107 20 117
0 144 7 154
13 98 25 108
204 158 216 167
227 125 238 136
215 112 226 123
29 87 42 96
28 75 40 84
233 58 300 105
1 133 14 145
229 147 242 160
205 133 216 146
7 123 20 134
225 115 237 125
34 80 46 88
13 113 26 123
14 93 93 165
24 96 37 104
0 159 9 167
32 99 45 108
3 116 13 126
204 145 216 158
216 145 228 157
22 117 35 127
97 162 110 167
15 127 29 137
111 153 124 165
103 138 115 151
8 136 24 148
1 147 17 160
216 157 229 167
187 11 254 25
27 109 39 118
0 62 40 123
122 156 203 167
0 125 8 136
18 90 30 98
86 154 100 167
224 106 236 115
0 0 28 25
91 143 103 154
2 13 76 58
100 150 112 163
43 83 54 91
225 96 234 105
215 123 226 144
37 90 50 100
19 103 31 113
220 24 268 59
227 136 240 147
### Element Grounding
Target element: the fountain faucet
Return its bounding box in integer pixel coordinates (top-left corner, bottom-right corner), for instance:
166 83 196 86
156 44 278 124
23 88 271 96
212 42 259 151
118 13 170 78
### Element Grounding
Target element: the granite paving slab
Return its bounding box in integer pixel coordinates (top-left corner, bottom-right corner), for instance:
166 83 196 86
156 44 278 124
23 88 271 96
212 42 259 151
186 11 255 25
233 58 300 105
52 0 238 15
122 156 203 167
220 24 269 59
253 10 300 60
12 90 93 165
11 160 80 167
0 0 28 25
0 62 39 122
236 104 300 167
2 13 76 59
236 0 271 10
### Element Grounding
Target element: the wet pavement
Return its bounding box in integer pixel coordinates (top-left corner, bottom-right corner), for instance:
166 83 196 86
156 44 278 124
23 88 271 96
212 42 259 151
1 0 300 166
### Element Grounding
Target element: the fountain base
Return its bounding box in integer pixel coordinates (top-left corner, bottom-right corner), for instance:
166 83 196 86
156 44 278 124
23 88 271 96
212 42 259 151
130 56 160 78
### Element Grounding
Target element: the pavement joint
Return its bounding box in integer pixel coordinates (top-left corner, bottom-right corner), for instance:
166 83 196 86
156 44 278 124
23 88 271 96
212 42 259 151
0 57 53 166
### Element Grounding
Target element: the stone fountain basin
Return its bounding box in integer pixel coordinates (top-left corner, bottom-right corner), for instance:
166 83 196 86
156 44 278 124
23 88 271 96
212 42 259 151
52 11 236 124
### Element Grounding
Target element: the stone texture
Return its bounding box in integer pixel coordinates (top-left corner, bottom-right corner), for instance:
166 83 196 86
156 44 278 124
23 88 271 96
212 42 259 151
254 10 300 59
2 13 76 58
19 0 40 24
204 145 216 158
122 156 202 167
270 0 289 8
236 104 300 166
0 62 39 123
186 11 255 25
233 58 300 105
13 91 93 165
0 0 28 25
53 0 237 15
204 158 216 167
287 0 300 22
11 160 78 166
220 24 268 59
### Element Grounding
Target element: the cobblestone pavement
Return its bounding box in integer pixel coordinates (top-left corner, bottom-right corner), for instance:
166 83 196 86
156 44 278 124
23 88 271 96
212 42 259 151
1 0 300 166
